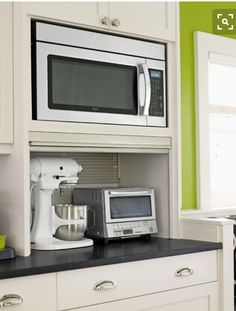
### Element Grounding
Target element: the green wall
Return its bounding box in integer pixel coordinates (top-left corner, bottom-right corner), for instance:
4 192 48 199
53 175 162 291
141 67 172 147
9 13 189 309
180 2 236 209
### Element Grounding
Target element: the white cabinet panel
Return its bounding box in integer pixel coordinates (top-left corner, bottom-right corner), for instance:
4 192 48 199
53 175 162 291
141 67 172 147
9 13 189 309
20 2 108 30
0 3 13 152
57 251 217 310
68 282 217 311
0 274 57 311
20 2 175 41
108 2 176 41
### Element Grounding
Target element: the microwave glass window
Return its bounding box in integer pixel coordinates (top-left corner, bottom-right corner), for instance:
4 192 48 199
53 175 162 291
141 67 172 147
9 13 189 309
110 196 152 219
48 55 137 114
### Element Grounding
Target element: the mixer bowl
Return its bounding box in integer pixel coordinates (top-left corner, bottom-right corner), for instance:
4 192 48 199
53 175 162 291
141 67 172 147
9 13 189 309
54 204 89 241
54 224 86 241
54 204 88 220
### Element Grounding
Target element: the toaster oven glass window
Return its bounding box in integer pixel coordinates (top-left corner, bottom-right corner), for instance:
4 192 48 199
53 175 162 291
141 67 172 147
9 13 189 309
110 196 152 219
48 55 137 115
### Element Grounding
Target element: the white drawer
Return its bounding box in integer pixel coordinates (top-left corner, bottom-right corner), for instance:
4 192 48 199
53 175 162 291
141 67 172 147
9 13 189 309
57 250 217 310
0 273 57 311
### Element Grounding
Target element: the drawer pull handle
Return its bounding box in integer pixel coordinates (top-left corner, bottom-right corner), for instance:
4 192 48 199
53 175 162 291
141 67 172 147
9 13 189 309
0 294 23 307
94 280 116 291
175 267 193 277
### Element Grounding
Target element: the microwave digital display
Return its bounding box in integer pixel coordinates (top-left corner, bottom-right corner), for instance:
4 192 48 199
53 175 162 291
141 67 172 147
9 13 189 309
110 196 152 219
150 70 161 78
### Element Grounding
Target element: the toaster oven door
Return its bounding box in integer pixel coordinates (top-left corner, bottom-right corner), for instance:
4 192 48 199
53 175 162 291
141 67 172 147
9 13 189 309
104 189 156 223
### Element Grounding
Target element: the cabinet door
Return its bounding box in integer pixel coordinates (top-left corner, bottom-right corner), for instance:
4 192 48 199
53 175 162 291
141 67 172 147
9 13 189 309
108 2 176 41
0 3 13 151
21 2 108 30
72 282 217 311
0 274 57 311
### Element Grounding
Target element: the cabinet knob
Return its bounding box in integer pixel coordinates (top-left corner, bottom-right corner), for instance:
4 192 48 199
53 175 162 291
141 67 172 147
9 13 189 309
0 294 23 307
101 16 110 26
94 280 116 291
111 18 121 27
175 267 194 277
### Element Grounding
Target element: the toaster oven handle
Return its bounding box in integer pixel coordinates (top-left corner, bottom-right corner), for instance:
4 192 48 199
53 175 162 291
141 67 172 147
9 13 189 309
109 191 151 196
138 63 151 116
88 208 95 229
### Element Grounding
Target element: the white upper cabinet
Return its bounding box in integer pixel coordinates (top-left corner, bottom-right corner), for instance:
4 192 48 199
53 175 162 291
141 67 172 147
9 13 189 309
23 2 176 41
0 3 13 153
108 2 176 41
23 2 109 30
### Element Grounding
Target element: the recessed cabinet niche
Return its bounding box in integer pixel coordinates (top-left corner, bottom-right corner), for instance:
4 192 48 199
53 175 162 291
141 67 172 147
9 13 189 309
31 151 170 238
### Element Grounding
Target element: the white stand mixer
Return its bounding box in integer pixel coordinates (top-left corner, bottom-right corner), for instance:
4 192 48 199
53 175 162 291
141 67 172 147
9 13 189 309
30 157 93 250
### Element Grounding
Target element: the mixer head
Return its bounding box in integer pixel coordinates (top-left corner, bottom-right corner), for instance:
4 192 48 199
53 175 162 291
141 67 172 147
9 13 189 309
30 157 83 190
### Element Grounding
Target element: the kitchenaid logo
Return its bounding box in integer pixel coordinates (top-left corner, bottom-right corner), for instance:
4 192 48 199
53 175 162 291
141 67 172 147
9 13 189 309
213 10 236 34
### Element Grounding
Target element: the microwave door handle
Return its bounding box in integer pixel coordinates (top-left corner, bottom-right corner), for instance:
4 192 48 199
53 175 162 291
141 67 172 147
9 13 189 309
142 64 151 116
138 64 145 114
138 64 151 116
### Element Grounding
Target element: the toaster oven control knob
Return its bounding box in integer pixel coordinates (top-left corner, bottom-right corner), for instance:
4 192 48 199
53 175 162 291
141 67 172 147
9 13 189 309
111 18 121 27
101 16 111 26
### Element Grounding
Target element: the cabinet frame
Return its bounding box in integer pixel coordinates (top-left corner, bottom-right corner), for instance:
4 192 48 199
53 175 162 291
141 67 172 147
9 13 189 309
0 3 13 153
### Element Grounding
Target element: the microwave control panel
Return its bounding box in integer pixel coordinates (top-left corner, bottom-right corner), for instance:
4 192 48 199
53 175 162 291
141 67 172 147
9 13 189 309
149 69 164 117
106 220 158 238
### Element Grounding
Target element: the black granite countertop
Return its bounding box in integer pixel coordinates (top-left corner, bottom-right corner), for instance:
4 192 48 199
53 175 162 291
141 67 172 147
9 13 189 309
0 237 222 280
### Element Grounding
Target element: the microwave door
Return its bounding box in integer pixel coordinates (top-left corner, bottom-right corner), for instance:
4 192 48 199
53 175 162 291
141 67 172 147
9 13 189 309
35 42 147 126
146 59 166 127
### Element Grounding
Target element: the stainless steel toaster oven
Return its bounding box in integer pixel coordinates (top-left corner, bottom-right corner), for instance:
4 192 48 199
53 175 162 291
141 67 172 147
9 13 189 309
73 187 158 241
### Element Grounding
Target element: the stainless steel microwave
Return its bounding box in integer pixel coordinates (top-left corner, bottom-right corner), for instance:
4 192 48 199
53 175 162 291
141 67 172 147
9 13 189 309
73 187 158 240
32 21 167 127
